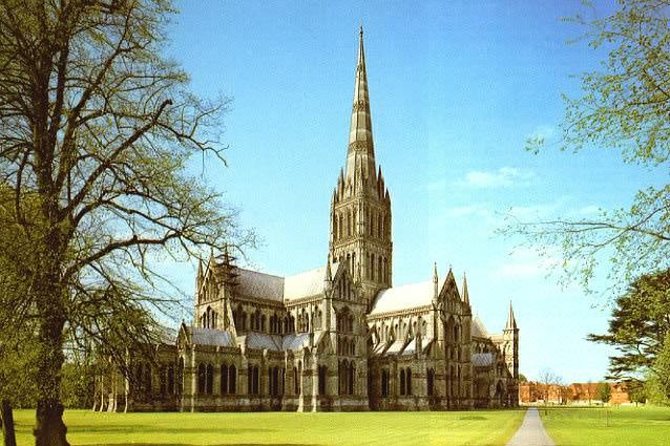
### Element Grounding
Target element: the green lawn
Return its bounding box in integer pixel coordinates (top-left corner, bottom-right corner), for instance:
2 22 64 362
10 408 525 446
540 405 670 446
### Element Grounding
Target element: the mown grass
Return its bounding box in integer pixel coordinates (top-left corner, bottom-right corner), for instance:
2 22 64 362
11 408 525 446
540 405 670 446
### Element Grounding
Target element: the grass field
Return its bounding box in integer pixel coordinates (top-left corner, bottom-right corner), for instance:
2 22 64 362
540 405 670 446
10 408 525 446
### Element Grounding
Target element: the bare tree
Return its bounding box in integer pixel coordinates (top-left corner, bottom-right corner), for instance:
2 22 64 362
0 1 252 445
538 369 562 414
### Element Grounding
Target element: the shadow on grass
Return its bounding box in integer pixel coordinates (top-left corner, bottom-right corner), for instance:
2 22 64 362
88 444 323 446
69 426 274 435
459 415 488 421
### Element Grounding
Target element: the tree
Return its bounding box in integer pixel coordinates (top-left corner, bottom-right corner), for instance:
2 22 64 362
538 369 562 413
596 382 612 404
0 1 251 445
512 0 670 293
650 331 670 403
587 270 670 381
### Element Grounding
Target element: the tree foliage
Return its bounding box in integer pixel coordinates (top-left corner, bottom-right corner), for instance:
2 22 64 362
596 382 612 403
0 1 251 444
514 0 670 293
588 269 670 381
650 331 670 403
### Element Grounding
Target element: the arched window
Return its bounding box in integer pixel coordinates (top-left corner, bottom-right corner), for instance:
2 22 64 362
378 214 383 238
248 365 259 395
381 369 390 397
261 314 266 332
399 369 406 396
427 369 435 397
229 365 237 394
370 254 375 281
221 364 229 394
206 364 214 395
318 365 327 396
167 363 175 395
293 366 300 395
406 368 412 396
349 363 355 395
198 363 206 395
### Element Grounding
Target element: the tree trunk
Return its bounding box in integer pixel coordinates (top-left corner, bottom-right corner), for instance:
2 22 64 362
33 277 70 446
1 399 17 446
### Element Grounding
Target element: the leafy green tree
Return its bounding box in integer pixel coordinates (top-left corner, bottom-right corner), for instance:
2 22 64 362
587 270 670 380
650 332 670 403
513 0 670 292
597 382 612 404
0 1 251 445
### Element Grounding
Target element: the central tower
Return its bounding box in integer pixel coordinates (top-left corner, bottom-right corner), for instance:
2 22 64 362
330 28 393 307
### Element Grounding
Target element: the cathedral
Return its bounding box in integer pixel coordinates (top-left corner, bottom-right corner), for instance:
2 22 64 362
105 29 519 413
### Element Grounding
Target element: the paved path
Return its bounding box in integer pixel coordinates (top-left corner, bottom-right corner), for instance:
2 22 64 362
506 407 555 446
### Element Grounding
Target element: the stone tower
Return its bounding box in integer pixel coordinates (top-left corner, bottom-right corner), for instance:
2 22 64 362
503 302 519 379
330 28 392 308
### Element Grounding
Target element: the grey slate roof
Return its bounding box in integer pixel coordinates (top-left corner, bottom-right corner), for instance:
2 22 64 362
236 268 284 302
471 315 489 338
189 327 236 347
245 332 284 351
472 352 495 367
369 280 436 316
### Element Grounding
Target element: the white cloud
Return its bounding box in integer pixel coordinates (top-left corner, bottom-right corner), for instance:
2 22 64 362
527 124 556 143
493 246 562 280
459 167 534 189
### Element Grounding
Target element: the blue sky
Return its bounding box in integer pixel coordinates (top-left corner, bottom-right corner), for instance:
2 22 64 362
162 1 667 383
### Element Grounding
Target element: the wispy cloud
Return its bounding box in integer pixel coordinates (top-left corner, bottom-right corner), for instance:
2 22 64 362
527 124 556 143
492 246 562 279
459 167 535 189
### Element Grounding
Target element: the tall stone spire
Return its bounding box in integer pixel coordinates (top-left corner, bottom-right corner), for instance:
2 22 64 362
330 28 393 307
505 301 517 330
346 26 376 180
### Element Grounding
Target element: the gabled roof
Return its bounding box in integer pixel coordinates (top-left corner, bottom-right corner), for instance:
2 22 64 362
472 352 495 367
245 332 284 351
369 280 435 315
236 268 284 302
284 262 339 301
471 315 489 338
188 327 236 347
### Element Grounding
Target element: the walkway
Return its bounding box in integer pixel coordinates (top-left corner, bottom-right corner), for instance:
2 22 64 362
506 407 555 446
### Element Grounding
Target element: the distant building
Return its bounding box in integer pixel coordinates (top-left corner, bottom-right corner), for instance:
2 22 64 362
97 29 519 412
519 381 631 405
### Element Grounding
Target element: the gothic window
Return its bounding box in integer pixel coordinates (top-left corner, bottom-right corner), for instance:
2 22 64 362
381 369 390 397
406 368 412 395
399 368 412 396
261 314 266 332
248 365 259 395
427 368 435 396
159 365 166 395
318 365 327 396
338 360 355 396
167 363 175 395
378 257 382 282
230 365 237 394
206 364 214 395
197 363 206 395
347 210 352 237
370 254 375 281
378 214 382 238
269 366 284 397
221 364 229 394
333 215 338 241
371 210 376 236
383 257 388 282
338 213 343 239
